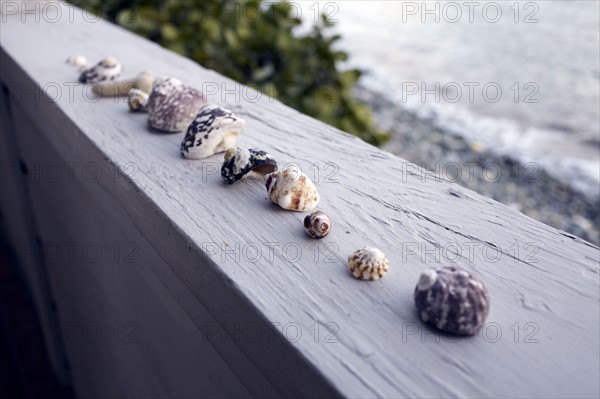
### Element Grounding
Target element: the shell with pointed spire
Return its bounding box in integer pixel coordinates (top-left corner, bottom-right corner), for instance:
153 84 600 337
304 210 331 239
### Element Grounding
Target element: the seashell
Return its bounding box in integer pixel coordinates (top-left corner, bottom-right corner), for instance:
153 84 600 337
414 266 490 335
93 70 155 97
128 89 150 112
181 105 244 159
146 77 207 132
221 147 278 184
66 55 88 71
78 56 122 84
304 210 331 239
347 247 389 280
265 166 319 212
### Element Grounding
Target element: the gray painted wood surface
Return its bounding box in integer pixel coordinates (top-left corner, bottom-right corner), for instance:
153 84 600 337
1 4 599 398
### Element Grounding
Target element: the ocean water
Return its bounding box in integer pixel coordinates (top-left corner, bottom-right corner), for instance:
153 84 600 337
297 1 600 197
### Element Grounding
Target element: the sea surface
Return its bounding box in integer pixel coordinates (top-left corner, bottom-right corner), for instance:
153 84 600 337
298 1 600 197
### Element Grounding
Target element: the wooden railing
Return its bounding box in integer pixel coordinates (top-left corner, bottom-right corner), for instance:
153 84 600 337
1 3 599 398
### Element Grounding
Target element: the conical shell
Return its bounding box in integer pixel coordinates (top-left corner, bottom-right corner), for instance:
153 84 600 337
265 166 319 212
304 210 331 238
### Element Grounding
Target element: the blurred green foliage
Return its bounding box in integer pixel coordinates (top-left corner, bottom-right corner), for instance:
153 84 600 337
71 0 389 145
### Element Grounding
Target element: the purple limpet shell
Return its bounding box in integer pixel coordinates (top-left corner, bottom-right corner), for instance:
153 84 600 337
414 266 490 335
347 247 389 280
265 166 319 212
146 77 207 132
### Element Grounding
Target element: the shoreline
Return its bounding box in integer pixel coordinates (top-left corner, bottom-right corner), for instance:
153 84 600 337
355 86 600 246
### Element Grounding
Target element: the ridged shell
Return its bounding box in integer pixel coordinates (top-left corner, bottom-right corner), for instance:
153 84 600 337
147 77 207 132
347 247 389 280
414 266 490 335
303 210 331 239
78 57 121 84
265 166 319 212
221 147 277 184
181 105 244 159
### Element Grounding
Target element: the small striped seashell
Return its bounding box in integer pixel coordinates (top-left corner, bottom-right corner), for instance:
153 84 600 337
221 147 277 184
347 247 389 280
147 77 207 132
265 166 319 212
181 105 244 159
304 210 331 239
78 56 122 84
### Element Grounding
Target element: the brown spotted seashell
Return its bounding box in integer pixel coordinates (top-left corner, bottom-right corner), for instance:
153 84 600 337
414 266 490 335
304 210 331 239
347 247 389 280
265 166 319 212
146 77 207 132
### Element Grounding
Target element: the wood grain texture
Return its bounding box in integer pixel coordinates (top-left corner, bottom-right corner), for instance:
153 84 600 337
1 4 599 398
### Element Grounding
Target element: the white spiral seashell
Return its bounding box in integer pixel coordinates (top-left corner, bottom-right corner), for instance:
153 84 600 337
347 247 390 280
265 166 319 212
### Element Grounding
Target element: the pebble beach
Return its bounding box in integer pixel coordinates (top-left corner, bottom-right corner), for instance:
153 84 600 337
356 86 600 246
